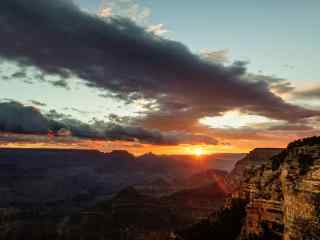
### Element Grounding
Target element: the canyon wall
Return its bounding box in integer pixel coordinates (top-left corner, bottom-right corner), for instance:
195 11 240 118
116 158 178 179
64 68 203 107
236 138 320 240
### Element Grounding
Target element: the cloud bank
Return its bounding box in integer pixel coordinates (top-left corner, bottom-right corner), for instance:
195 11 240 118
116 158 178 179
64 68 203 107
0 101 217 145
294 87 320 100
0 0 318 129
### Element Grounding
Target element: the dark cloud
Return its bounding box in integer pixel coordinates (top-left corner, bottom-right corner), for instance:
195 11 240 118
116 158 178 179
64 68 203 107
30 100 47 107
267 124 315 131
0 0 318 128
247 73 295 94
293 87 320 100
11 70 27 79
271 81 295 95
0 132 77 144
0 101 49 134
64 107 90 115
50 79 70 89
23 79 34 84
0 101 218 145
108 114 132 125
102 124 218 145
46 109 72 120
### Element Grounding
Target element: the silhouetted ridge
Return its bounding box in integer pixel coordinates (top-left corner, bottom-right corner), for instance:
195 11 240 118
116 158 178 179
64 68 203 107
106 150 135 159
113 186 145 201
287 136 320 149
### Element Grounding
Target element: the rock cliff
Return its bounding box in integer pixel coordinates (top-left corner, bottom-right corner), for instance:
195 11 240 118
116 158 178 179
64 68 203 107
180 138 320 240
239 137 320 240
228 148 283 192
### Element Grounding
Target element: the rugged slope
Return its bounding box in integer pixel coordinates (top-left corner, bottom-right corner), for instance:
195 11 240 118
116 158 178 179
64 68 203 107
178 138 320 240
228 148 283 191
177 148 284 240
48 182 228 240
239 137 320 240
0 169 229 240
0 148 217 207
133 169 229 197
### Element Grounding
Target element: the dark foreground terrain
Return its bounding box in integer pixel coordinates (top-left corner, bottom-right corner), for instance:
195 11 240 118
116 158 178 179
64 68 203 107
0 148 240 208
1 137 320 239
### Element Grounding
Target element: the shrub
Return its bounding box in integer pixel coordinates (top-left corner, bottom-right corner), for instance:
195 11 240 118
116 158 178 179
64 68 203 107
271 150 287 171
298 154 314 175
288 136 320 149
176 198 247 240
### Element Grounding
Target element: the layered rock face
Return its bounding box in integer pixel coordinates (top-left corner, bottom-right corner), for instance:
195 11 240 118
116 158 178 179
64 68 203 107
238 138 320 240
228 148 283 192
281 145 320 240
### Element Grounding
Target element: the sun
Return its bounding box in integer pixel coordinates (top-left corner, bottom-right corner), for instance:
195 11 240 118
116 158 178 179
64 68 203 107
194 147 204 157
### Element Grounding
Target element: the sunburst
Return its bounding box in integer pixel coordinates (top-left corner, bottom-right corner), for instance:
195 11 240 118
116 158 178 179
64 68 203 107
194 147 204 157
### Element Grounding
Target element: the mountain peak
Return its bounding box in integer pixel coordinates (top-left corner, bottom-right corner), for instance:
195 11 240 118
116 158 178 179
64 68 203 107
107 150 135 159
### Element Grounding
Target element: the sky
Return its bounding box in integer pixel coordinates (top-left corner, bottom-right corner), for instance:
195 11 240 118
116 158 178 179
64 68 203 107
77 0 320 84
0 0 319 155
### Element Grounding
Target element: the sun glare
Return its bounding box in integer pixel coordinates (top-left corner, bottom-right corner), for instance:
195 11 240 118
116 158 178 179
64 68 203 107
194 147 204 157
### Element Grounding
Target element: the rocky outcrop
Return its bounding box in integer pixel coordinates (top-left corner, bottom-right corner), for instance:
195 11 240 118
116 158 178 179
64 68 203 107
228 148 283 192
239 137 320 240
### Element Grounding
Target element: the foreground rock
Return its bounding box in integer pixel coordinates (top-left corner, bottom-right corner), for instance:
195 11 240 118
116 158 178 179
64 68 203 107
178 137 320 240
228 148 283 191
239 137 320 240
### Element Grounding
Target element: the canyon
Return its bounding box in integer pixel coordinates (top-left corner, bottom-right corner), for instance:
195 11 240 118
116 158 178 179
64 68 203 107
0 137 319 239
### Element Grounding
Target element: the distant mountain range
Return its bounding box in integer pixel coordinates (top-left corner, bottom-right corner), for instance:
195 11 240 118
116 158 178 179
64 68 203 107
1 138 320 240
165 153 245 171
0 147 238 239
0 148 242 208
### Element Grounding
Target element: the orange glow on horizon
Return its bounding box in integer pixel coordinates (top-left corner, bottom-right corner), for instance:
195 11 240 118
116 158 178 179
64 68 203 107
194 148 204 157
189 147 206 157
0 132 296 156
0 140 247 156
